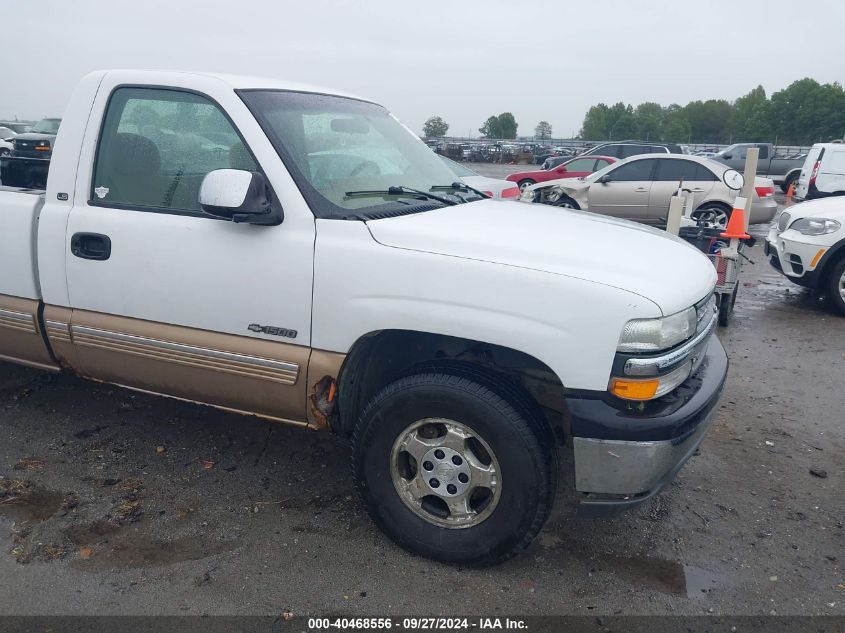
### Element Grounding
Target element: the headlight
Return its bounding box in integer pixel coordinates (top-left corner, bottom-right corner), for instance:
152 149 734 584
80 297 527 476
618 306 697 353
519 188 535 202
790 218 840 235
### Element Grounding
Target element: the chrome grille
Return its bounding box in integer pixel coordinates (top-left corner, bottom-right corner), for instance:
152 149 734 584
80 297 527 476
777 211 791 233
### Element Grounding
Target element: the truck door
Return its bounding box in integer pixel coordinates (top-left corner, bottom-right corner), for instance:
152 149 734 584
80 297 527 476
587 158 656 220
649 159 717 222
62 83 316 423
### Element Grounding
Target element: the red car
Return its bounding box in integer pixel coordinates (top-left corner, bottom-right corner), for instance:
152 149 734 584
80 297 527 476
507 155 617 191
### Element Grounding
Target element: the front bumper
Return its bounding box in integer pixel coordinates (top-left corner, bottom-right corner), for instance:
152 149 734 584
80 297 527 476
764 226 835 289
567 336 728 516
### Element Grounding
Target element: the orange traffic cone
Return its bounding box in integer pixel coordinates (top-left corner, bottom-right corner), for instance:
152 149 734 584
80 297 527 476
721 203 750 240
785 182 795 207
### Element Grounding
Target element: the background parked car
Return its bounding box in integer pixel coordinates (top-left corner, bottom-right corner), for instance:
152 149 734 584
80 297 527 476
0 121 33 134
522 154 777 226
0 126 18 141
11 117 61 158
711 143 804 192
0 138 12 158
580 140 686 159
766 198 845 315
506 156 617 191
439 155 520 199
794 142 845 201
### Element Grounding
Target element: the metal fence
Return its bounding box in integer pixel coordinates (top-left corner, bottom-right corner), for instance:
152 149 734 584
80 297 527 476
426 137 813 158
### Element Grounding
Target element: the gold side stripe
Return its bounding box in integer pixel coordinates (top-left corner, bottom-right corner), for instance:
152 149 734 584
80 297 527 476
45 320 72 343
70 325 300 385
72 334 297 383
0 309 37 334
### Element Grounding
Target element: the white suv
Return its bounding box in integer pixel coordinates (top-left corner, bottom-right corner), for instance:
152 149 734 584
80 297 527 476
766 197 845 314
794 142 845 201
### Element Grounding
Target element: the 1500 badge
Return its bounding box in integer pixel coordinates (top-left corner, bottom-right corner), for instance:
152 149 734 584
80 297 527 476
248 324 297 338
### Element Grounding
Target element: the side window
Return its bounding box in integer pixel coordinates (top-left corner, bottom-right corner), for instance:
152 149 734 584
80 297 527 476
692 163 718 181
649 145 668 153
595 159 612 169
91 87 257 213
608 159 656 182
654 159 700 182
619 145 649 159
563 158 594 171
757 145 769 160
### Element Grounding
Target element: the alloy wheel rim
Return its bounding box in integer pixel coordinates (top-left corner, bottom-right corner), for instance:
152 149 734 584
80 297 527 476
390 418 501 529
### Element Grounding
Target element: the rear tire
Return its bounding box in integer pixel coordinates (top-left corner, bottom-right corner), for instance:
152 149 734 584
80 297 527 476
824 256 845 316
351 369 557 565
781 173 799 194
692 203 731 229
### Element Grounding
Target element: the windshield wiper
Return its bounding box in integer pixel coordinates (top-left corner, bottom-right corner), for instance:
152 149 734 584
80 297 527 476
431 181 490 200
344 185 458 206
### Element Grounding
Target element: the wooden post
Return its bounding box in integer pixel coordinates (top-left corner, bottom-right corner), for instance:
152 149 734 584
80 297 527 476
665 195 685 236
740 147 759 231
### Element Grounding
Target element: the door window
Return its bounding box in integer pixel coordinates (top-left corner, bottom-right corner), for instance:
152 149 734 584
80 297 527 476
607 159 657 181
91 87 257 213
654 160 717 182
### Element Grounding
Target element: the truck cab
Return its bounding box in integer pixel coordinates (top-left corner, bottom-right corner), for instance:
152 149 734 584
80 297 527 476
0 70 727 564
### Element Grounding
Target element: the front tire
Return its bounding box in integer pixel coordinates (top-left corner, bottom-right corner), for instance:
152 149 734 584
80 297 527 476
517 178 536 191
824 256 845 316
351 369 557 565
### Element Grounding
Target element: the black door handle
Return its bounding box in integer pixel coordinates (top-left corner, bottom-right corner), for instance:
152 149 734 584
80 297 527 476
70 232 111 260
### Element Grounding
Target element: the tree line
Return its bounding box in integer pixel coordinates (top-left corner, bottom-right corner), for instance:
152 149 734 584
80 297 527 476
423 78 845 145
579 79 845 146
424 113 553 140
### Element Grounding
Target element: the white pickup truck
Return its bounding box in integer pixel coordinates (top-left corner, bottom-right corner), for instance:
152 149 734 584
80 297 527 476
0 70 728 565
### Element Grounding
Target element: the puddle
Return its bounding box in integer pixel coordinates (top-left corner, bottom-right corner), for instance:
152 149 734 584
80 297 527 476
683 564 722 598
604 555 686 595
0 480 65 525
603 557 725 598
70 532 236 571
63 519 120 545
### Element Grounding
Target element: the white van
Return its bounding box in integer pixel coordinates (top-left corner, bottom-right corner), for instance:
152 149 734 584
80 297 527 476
794 142 845 201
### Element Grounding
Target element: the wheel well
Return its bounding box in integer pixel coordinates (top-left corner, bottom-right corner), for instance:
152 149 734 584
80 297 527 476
335 330 567 443
818 240 845 282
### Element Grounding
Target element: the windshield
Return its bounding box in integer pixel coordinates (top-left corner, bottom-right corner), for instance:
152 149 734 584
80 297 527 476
32 118 61 134
239 90 463 218
439 155 478 178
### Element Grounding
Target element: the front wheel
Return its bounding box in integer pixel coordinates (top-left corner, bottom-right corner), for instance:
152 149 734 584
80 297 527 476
351 370 557 565
824 256 845 316
0 148 10 158
517 178 536 192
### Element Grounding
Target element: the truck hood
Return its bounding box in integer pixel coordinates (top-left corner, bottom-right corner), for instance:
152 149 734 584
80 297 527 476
365 199 716 315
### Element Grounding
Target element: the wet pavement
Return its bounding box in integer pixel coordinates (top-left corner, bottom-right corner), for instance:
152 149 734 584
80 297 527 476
0 177 843 615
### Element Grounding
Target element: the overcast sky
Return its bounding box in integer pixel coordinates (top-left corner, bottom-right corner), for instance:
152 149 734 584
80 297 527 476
2 0 843 138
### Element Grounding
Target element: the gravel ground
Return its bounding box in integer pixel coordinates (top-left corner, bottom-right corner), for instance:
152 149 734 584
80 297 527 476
0 178 842 616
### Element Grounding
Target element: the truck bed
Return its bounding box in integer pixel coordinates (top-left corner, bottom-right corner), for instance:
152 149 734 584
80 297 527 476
0 187 45 301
